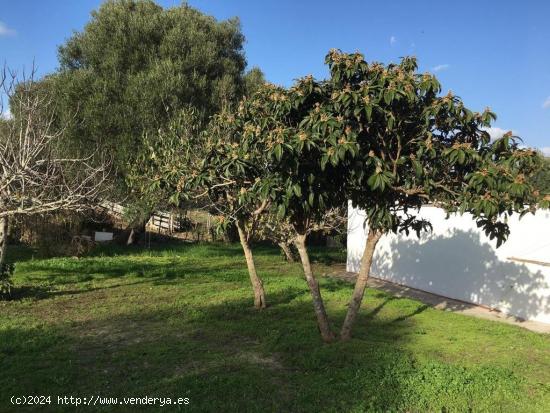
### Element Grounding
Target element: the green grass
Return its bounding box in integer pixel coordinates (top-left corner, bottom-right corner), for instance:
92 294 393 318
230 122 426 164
1 242 549 412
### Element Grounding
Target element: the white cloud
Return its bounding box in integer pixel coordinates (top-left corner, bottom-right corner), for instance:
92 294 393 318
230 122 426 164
0 107 11 120
542 96 550 109
432 64 450 72
483 127 516 141
0 22 16 36
390 36 397 46
483 128 550 155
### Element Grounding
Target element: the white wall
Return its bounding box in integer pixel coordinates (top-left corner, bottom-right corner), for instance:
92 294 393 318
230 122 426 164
94 231 113 242
347 204 550 324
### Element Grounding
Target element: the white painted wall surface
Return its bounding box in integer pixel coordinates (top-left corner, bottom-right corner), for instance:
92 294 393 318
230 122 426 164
347 204 550 324
94 231 113 242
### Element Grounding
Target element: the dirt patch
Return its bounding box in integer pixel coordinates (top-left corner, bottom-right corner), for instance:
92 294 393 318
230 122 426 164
240 351 284 370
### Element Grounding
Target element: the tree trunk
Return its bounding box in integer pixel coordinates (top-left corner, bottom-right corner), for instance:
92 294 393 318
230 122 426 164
340 228 383 341
236 219 267 309
126 228 136 246
126 214 151 245
279 242 295 262
0 217 8 269
294 232 335 343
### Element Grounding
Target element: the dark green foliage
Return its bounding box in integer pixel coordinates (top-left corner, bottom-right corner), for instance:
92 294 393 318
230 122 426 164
243 67 266 97
195 50 547 341
531 156 550 194
213 50 546 247
198 79 350 232
322 50 546 245
197 108 281 228
50 0 248 201
125 107 204 212
0 263 14 299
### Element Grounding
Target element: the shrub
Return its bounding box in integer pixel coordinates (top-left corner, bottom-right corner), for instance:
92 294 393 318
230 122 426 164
0 263 14 299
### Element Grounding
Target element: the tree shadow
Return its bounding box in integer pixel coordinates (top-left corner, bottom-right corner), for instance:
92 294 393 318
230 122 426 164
392 304 430 323
86 241 247 260
89 241 296 260
365 296 397 318
349 228 550 322
10 249 301 301
308 246 347 265
4 245 39 264
20 256 245 284
5 279 154 302
0 287 528 413
13 242 339 297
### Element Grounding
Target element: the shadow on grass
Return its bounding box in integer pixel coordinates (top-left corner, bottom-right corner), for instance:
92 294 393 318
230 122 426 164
19 254 249 286
12 242 340 300
6 279 155 302
365 296 397 318
89 241 244 258
89 241 287 259
308 246 347 265
0 287 527 413
4 245 39 264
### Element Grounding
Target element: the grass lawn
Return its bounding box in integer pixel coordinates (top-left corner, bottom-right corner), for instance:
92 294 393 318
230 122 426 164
1 242 549 412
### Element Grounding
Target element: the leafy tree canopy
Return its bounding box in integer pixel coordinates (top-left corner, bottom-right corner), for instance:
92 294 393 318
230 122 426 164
196 49 547 341
531 155 550 195
243 67 267 97
50 0 251 200
225 50 546 246
321 50 545 245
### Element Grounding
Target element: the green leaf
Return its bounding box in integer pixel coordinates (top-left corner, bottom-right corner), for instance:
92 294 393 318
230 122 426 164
412 159 423 177
383 90 392 105
387 116 394 130
367 174 379 190
274 144 282 161
364 105 372 120
277 203 286 218
320 155 329 170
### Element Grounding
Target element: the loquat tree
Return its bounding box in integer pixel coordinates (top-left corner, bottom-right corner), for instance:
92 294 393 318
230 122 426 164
323 50 547 340
217 51 547 342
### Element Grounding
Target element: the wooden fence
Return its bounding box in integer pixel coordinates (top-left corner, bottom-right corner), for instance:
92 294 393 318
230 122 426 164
101 202 214 241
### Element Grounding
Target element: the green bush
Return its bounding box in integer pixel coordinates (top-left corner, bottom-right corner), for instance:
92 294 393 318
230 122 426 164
0 262 14 299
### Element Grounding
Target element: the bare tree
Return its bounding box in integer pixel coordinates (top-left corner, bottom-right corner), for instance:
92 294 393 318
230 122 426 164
0 67 109 267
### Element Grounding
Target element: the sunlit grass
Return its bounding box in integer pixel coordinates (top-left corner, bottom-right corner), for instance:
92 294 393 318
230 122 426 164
1 243 548 412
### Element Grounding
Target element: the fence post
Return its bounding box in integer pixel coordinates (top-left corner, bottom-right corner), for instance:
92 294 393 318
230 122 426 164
169 213 174 235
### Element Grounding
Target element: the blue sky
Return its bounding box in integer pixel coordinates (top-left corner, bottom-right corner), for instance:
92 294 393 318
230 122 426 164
1 0 549 152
